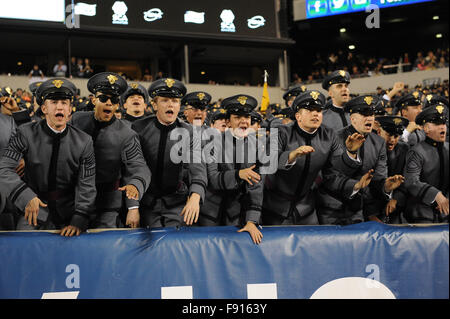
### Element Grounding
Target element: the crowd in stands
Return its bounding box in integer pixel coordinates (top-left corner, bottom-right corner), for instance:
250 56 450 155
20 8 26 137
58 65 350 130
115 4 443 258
291 47 449 86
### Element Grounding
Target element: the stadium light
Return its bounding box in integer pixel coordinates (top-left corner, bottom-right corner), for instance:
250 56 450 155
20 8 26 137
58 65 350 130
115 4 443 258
348 45 355 50
340 28 346 33
435 33 442 38
432 16 439 20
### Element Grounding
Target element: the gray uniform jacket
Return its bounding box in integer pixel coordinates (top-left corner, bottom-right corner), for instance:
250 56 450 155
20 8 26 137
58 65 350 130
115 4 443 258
204 129 265 226
0 120 96 230
0 113 17 213
263 122 360 223
70 112 150 212
0 114 16 159
404 137 449 223
317 125 389 222
403 129 426 147
132 116 207 209
322 104 351 132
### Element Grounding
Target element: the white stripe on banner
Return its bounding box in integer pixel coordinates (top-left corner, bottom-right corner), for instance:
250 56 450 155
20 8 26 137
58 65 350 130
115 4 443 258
161 286 193 299
247 283 278 299
41 291 79 299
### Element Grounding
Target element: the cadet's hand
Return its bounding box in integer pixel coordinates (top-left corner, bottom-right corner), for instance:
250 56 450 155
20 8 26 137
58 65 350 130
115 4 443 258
406 121 421 133
354 169 374 191
15 159 25 178
385 199 397 216
435 192 449 215
384 175 405 193
118 184 139 200
0 96 20 113
288 145 315 164
126 208 140 228
180 193 200 225
24 197 47 226
59 225 81 237
237 221 263 245
346 133 365 153
393 82 404 91
239 165 261 185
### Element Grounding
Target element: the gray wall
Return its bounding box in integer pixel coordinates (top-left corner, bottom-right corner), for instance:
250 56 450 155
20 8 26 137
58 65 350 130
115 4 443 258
1 68 448 105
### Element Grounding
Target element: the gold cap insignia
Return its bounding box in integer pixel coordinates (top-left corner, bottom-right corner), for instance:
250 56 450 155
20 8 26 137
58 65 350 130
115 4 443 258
220 108 226 114
436 105 444 114
237 96 248 105
310 91 320 100
197 92 205 100
131 83 139 89
412 91 419 99
107 75 118 85
339 70 346 77
393 118 403 126
26 102 31 108
301 85 306 91
165 78 175 88
426 94 433 102
36 82 42 87
52 80 64 88
364 96 373 105
5 87 12 95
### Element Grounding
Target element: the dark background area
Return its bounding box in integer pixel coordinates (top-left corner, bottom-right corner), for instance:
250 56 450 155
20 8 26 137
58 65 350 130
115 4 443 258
287 0 449 80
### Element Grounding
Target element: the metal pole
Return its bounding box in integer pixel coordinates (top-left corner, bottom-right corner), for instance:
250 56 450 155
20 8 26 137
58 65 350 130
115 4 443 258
184 44 190 84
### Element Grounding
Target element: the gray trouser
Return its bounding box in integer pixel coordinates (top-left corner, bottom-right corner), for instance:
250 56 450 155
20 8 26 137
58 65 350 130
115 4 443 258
92 211 120 228
141 199 185 228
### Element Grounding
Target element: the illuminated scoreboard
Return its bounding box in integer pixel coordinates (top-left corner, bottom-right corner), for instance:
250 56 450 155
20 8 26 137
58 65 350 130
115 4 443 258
0 0 281 41
305 0 435 19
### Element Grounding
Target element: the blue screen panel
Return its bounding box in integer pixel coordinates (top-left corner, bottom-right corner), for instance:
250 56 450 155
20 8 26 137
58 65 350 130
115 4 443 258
306 0 435 19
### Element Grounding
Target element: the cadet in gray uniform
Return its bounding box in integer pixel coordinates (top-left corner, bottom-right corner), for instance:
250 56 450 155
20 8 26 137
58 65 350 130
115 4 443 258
0 78 97 236
70 72 151 228
121 83 149 124
316 95 405 225
397 91 426 146
374 115 410 224
321 70 352 131
201 94 264 244
404 104 449 223
132 78 207 228
182 91 211 127
0 108 18 230
262 90 370 225
209 108 228 133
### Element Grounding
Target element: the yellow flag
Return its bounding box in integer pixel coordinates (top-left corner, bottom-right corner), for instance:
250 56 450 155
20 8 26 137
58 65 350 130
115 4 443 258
260 70 270 114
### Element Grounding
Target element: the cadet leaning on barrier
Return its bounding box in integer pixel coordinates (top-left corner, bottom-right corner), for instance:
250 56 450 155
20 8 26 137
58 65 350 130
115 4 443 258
404 103 449 223
70 72 150 229
0 78 97 236
132 78 207 228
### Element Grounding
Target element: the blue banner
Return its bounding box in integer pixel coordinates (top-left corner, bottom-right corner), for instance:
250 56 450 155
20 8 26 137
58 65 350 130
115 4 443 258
306 0 435 19
0 222 448 299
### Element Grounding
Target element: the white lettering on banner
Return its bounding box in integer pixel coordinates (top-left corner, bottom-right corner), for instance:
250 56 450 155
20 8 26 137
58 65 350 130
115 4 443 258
39 278 395 298
309 277 396 299
161 286 193 299
247 283 278 299
65 264 80 289
41 291 79 299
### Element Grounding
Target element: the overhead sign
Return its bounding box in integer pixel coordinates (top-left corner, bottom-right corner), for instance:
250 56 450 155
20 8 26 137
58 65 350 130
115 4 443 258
306 0 435 19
